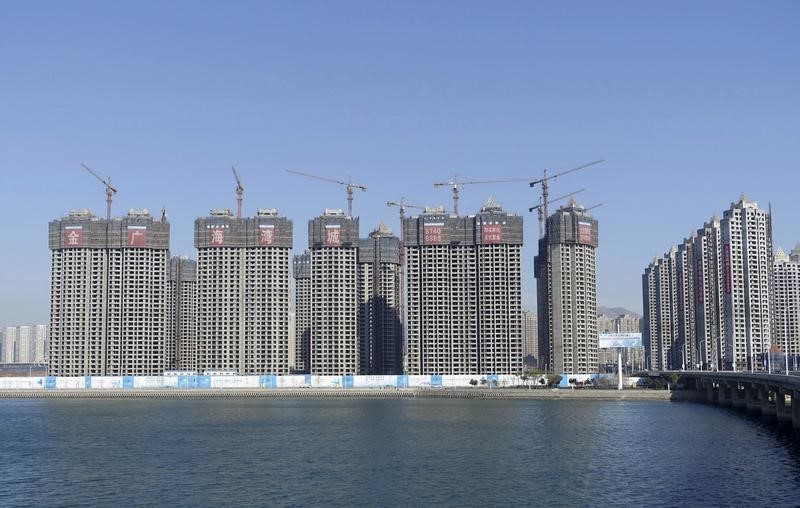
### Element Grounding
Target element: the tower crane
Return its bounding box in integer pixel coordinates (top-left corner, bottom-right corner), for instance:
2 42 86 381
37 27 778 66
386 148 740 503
80 163 117 220
434 175 540 216
231 166 244 219
529 159 604 238
386 198 430 224
528 189 586 239
585 203 603 212
286 170 367 218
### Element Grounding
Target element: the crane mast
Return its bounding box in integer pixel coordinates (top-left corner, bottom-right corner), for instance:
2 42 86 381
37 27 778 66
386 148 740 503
231 166 244 219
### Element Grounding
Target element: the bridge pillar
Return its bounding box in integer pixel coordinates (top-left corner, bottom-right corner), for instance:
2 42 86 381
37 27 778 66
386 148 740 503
775 390 790 423
745 384 760 412
730 384 746 409
759 386 776 417
706 382 717 403
718 382 732 406
794 391 800 430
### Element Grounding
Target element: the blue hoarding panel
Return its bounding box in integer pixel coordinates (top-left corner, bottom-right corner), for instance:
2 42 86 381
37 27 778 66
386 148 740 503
84 376 92 389
396 375 409 388
259 375 277 388
304 374 312 386
431 374 443 386
123 376 134 389
487 374 499 385
197 376 211 389
342 375 354 388
45 377 57 389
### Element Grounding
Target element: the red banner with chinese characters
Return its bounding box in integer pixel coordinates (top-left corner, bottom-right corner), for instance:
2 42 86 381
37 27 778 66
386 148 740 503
696 256 704 303
423 224 443 244
325 226 341 246
578 221 592 244
482 224 502 244
259 225 275 245
127 226 147 247
64 227 83 247
210 227 225 246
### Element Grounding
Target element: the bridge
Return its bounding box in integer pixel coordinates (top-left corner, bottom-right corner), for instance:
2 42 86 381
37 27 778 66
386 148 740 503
667 371 800 429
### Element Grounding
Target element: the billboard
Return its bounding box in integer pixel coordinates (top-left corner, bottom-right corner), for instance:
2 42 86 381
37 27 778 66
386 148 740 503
723 243 731 294
599 333 643 349
482 224 502 244
64 226 83 247
258 224 275 245
423 223 444 244
324 224 341 246
578 221 592 245
209 227 225 246
127 226 147 247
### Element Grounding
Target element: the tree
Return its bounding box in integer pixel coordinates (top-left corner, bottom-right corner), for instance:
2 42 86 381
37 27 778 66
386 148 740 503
546 374 562 388
469 379 478 387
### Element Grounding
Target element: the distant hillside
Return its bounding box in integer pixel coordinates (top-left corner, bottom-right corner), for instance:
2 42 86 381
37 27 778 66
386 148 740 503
598 306 641 318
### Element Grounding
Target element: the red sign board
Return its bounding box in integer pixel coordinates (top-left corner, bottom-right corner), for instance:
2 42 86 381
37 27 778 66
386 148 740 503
723 243 732 294
64 227 83 247
325 227 341 246
423 224 443 244
677 271 684 312
127 227 147 247
578 222 592 244
259 226 275 245
482 224 502 244
210 227 225 246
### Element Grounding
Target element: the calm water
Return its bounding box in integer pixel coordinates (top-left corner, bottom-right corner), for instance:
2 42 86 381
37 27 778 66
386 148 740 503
0 399 798 507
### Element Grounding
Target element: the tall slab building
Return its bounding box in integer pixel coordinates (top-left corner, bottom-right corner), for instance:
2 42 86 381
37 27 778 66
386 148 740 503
195 208 292 375
694 216 726 370
720 196 773 371
308 210 359 375
535 199 598 375
774 245 800 360
292 251 311 372
48 209 170 376
358 224 402 375
168 256 197 371
404 199 523 375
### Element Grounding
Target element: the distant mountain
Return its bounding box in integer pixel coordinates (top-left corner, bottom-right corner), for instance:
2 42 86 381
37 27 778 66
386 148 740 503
598 306 641 318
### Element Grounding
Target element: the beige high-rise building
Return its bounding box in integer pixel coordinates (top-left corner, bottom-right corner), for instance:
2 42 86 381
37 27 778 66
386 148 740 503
308 210 359 375
168 256 197 371
773 245 800 359
694 215 726 370
721 196 773 371
535 199 598 375
522 310 538 368
34 325 48 364
48 208 170 376
404 199 523 375
358 224 402 375
292 251 311 372
2 327 16 363
195 208 292 375
17 326 32 364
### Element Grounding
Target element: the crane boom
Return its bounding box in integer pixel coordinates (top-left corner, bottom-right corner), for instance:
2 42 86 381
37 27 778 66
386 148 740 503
286 169 367 217
528 189 585 212
81 163 117 221
529 159 604 186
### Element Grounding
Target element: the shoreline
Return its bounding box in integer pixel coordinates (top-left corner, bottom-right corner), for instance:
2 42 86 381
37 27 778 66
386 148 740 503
0 388 704 401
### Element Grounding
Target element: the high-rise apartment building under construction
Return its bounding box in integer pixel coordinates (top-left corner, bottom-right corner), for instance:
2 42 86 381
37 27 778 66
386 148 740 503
403 199 523 375
194 208 292 375
292 250 311 372
307 210 360 375
168 256 197 371
358 223 402 375
48 208 170 376
536 199 599 375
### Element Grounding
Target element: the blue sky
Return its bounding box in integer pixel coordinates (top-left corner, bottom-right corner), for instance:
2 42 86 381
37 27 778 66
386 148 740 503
1 1 798 326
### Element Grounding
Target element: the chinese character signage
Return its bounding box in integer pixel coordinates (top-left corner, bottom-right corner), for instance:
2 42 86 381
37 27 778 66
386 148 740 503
482 224 502 244
423 223 444 244
210 227 225 246
64 226 83 247
325 225 341 246
578 221 593 245
723 243 731 294
696 256 704 303
259 225 275 245
127 226 147 247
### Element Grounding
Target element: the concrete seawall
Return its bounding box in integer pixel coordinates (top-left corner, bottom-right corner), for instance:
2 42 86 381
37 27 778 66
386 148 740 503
0 388 702 401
